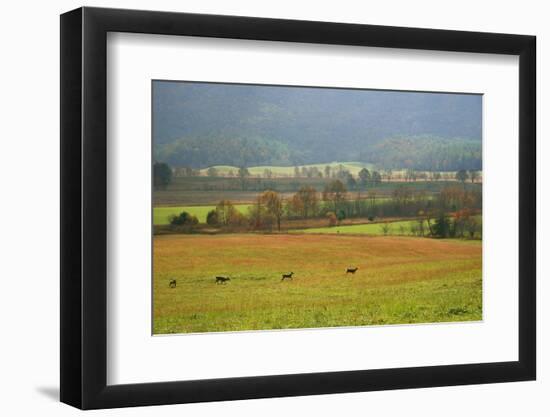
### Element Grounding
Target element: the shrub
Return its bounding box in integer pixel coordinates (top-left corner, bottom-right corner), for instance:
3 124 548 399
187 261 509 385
336 209 346 225
326 211 337 227
432 213 451 238
169 211 199 226
465 217 481 239
206 209 219 226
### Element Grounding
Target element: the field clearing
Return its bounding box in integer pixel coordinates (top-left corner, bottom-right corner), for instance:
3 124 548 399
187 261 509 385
199 161 374 177
153 172 480 206
153 234 482 334
154 204 252 225
153 198 391 225
294 215 482 236
296 220 417 235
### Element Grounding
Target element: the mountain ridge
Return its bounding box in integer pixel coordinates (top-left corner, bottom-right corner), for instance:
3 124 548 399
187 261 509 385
153 81 482 170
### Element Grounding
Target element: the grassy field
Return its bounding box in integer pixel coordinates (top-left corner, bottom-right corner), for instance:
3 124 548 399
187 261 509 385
154 204 252 225
153 175 480 206
294 215 482 237
153 234 482 334
199 161 374 177
296 220 417 235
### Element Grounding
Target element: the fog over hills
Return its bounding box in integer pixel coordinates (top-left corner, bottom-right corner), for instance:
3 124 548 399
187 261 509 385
153 81 482 170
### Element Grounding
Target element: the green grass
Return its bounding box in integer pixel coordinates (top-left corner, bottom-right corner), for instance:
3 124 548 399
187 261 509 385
294 215 482 237
154 204 252 225
295 220 418 235
153 234 482 334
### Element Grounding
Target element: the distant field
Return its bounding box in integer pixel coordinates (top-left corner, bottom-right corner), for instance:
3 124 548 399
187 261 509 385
153 234 482 334
154 204 252 225
296 220 418 235
199 161 374 177
295 215 482 237
153 174 480 206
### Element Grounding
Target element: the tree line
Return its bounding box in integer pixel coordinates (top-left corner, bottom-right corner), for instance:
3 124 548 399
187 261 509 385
156 161 481 194
168 179 482 237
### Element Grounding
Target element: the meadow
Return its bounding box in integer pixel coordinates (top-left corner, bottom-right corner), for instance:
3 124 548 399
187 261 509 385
295 220 418 235
153 234 482 334
295 215 482 237
153 169 477 206
199 161 374 177
154 204 252 225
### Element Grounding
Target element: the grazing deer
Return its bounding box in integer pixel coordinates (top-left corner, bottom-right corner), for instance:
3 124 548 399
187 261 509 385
169 279 177 288
346 267 358 274
281 272 294 281
215 276 231 284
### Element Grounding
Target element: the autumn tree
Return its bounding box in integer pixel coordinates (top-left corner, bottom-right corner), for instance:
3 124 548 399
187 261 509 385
249 195 270 230
323 180 347 211
291 186 319 218
439 186 459 209
465 216 481 239
206 209 219 225
216 200 239 226
326 211 337 227
287 194 303 218
260 190 284 231
432 212 451 238
392 186 413 212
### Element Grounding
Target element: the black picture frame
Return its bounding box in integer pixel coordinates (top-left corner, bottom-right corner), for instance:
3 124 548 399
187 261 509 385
60 6 536 410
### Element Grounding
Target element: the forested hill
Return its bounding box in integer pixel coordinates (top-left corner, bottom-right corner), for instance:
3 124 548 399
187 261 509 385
153 81 482 170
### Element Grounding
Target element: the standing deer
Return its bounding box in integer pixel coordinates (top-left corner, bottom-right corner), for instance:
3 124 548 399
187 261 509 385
346 267 358 274
215 276 231 284
281 272 294 281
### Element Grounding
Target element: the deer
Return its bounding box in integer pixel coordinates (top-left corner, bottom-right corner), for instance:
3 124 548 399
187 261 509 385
281 272 294 281
169 279 177 288
346 267 358 274
215 276 231 284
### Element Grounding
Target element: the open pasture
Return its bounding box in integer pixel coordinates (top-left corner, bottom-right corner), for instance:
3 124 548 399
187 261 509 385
295 215 482 237
199 161 374 177
295 220 417 236
154 204 252 225
153 234 482 334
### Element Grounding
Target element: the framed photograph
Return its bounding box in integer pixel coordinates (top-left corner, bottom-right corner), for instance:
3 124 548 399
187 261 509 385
60 7 536 409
